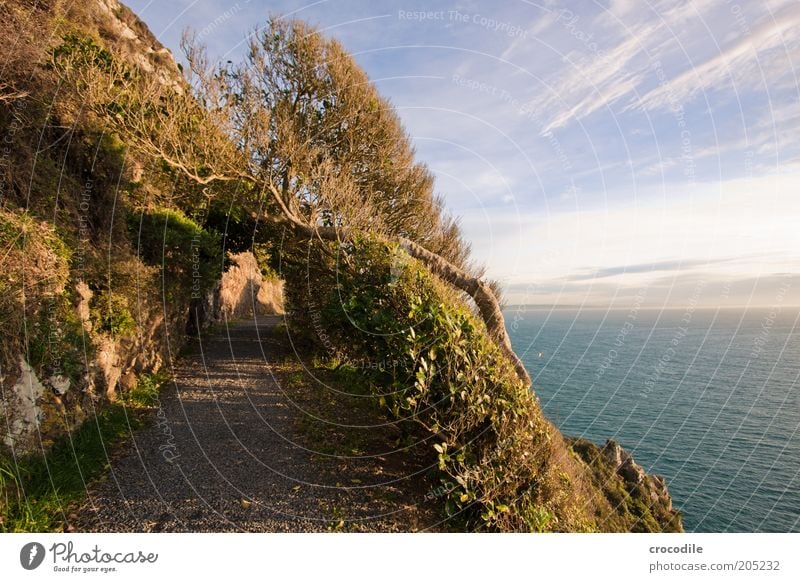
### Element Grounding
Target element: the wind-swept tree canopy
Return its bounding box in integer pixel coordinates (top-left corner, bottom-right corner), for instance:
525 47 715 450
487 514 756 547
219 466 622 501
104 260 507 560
54 16 529 385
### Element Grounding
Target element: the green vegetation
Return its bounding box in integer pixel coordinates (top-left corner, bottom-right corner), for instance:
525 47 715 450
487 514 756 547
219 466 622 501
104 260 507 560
90 290 136 336
129 207 224 301
120 371 170 408
283 236 681 532
570 438 683 533
294 359 379 457
0 0 682 533
0 209 84 379
2 9 223 335
51 32 115 74
0 405 143 532
284 236 589 531
1 2 225 528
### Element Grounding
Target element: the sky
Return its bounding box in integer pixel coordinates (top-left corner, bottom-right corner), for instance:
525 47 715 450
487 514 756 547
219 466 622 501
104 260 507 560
124 0 800 308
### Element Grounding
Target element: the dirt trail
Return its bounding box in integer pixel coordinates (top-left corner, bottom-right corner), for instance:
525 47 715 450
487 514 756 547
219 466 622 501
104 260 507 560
76 316 441 532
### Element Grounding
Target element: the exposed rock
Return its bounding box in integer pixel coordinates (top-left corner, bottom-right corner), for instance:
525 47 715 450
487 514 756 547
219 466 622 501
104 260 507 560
619 458 646 484
2 358 46 450
603 438 645 484
0 0 190 455
119 371 137 393
646 474 673 511
257 278 285 315
93 0 184 92
571 437 682 532
218 252 284 320
49 375 71 395
602 438 624 468
192 252 284 333
127 160 144 183
95 337 121 401
75 281 93 331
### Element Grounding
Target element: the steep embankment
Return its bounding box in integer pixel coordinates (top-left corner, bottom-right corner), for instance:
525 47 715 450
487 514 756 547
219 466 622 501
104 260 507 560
0 0 282 459
281 236 682 532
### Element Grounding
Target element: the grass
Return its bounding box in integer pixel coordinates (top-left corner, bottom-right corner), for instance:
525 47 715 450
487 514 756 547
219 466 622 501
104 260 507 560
0 404 143 532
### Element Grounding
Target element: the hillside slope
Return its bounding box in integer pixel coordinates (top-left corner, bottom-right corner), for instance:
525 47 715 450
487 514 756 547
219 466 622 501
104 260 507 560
1 0 681 532
0 1 279 457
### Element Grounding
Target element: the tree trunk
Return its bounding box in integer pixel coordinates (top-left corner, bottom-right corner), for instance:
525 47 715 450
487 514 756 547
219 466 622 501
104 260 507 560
397 237 531 387
275 206 531 387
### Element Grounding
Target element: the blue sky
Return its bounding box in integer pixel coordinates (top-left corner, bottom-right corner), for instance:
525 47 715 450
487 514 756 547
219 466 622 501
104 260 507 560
125 0 800 307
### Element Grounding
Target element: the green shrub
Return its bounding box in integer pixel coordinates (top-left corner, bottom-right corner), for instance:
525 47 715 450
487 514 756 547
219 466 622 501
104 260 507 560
90 290 136 336
128 207 223 303
282 235 682 532
51 33 115 74
282 235 599 531
121 371 169 408
0 209 84 377
199 203 280 279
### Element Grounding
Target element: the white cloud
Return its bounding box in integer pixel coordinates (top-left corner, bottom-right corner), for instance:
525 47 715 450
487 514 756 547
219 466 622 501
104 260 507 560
461 172 800 305
498 0 800 136
632 2 800 113
522 21 657 132
122 0 800 307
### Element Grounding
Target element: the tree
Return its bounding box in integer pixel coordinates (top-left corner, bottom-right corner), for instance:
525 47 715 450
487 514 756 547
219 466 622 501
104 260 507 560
54 17 531 386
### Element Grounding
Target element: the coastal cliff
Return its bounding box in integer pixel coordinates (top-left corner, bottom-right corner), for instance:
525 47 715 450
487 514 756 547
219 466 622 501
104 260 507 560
1 0 680 533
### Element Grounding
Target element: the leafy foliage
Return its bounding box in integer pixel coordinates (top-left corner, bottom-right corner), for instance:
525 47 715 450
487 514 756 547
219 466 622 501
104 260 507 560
120 371 169 408
284 237 577 530
51 33 115 73
569 438 683 533
0 209 84 378
128 207 223 300
90 290 136 336
282 235 681 532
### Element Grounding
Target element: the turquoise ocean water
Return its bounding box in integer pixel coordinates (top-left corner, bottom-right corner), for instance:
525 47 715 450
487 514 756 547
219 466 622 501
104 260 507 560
506 307 800 532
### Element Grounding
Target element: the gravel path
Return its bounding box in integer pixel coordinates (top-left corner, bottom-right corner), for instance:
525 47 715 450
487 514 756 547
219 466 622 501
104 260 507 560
76 316 440 532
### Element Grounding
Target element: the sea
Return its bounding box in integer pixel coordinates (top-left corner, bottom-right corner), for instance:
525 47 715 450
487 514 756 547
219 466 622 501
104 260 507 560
506 306 800 532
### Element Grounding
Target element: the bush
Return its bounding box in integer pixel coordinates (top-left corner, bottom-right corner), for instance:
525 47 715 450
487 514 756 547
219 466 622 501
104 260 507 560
0 209 81 375
120 371 169 408
282 235 600 531
128 207 223 301
51 33 115 74
90 290 136 336
282 235 682 532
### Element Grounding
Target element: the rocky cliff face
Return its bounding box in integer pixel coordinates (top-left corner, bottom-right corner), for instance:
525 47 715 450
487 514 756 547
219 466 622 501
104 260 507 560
81 0 184 89
201 253 285 326
0 0 282 455
570 438 682 532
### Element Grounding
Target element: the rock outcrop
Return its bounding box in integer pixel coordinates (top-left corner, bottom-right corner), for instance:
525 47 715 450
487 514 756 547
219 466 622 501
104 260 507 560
213 252 284 321
570 437 682 532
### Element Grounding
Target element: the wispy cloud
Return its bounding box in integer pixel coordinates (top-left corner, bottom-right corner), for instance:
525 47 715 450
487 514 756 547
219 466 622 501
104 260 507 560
632 2 800 113
564 257 735 281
